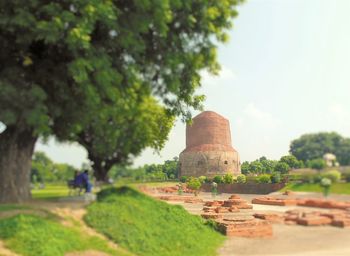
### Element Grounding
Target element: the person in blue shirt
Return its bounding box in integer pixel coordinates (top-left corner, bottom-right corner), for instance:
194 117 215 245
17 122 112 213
74 170 92 193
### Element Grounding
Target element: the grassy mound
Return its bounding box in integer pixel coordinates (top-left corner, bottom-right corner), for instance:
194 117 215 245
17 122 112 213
0 213 130 256
85 186 225 256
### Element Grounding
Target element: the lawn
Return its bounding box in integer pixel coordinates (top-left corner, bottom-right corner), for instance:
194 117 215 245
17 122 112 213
31 184 70 200
282 182 350 194
85 186 225 256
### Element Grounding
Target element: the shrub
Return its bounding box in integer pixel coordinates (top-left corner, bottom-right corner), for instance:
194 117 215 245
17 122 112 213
222 174 234 184
270 172 281 183
246 175 257 183
256 174 271 184
213 175 223 184
186 177 202 195
236 174 246 183
198 176 207 184
180 176 188 183
307 158 326 170
321 170 341 183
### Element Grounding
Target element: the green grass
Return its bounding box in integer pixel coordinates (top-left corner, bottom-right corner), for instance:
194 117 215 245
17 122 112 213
282 182 350 194
0 213 131 256
31 184 70 200
0 204 31 212
85 186 225 256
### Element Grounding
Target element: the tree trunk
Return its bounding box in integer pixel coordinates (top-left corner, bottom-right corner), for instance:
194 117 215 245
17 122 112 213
0 126 37 203
92 157 115 184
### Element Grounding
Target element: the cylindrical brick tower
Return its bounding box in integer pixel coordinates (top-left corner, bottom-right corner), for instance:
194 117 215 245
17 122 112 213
179 111 240 177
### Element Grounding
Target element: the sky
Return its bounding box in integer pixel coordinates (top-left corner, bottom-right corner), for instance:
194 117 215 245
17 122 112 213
35 0 350 168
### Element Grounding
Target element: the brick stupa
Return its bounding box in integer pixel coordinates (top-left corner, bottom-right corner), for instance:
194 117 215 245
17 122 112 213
179 111 241 177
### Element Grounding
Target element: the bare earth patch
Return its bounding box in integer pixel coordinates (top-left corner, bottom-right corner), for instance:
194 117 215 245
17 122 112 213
0 241 18 256
65 250 110 256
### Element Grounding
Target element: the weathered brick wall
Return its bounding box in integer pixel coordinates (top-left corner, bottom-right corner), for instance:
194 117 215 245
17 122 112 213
201 183 286 194
179 111 241 177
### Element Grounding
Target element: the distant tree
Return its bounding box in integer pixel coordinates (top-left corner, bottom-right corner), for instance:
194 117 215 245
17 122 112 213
0 0 243 202
241 161 250 175
289 132 343 162
260 159 278 174
279 155 303 169
274 162 290 174
73 96 174 182
31 151 76 183
249 160 264 174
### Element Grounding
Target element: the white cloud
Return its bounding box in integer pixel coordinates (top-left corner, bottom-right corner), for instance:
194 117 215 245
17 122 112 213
200 65 237 86
328 103 348 120
243 103 279 128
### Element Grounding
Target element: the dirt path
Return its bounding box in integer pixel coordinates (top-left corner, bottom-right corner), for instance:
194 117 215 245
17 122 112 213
0 241 18 256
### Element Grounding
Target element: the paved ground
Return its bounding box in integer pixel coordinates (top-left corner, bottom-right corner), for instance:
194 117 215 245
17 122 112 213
163 191 350 256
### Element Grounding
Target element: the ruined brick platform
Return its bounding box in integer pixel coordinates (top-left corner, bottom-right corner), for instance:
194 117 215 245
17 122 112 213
253 209 350 228
217 219 273 238
252 196 350 210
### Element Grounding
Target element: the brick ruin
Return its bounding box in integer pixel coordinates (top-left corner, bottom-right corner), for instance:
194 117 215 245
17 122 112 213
179 111 241 177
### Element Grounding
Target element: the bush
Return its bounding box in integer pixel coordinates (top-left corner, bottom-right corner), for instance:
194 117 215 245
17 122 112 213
307 159 326 170
180 176 188 183
270 172 281 183
213 175 223 184
222 174 234 184
198 176 207 184
256 174 271 184
321 170 341 183
186 177 202 194
236 174 246 183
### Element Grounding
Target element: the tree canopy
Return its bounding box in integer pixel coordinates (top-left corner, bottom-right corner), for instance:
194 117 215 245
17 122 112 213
289 132 350 165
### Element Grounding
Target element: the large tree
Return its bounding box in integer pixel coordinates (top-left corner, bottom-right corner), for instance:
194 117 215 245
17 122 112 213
289 132 350 165
0 0 243 202
75 95 174 182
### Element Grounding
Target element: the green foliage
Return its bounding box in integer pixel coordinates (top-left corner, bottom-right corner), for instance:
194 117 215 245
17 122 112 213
109 157 179 182
179 176 188 183
256 174 271 184
270 172 281 183
31 151 77 183
213 175 223 184
0 0 243 136
280 155 303 169
306 158 326 170
248 160 264 174
85 187 225 256
236 174 246 184
186 177 202 192
240 161 250 175
274 162 290 174
198 176 207 184
290 132 350 165
321 170 341 183
222 173 234 184
0 214 127 256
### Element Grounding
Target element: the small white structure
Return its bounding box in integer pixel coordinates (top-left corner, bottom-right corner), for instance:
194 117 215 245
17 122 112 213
323 153 339 167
